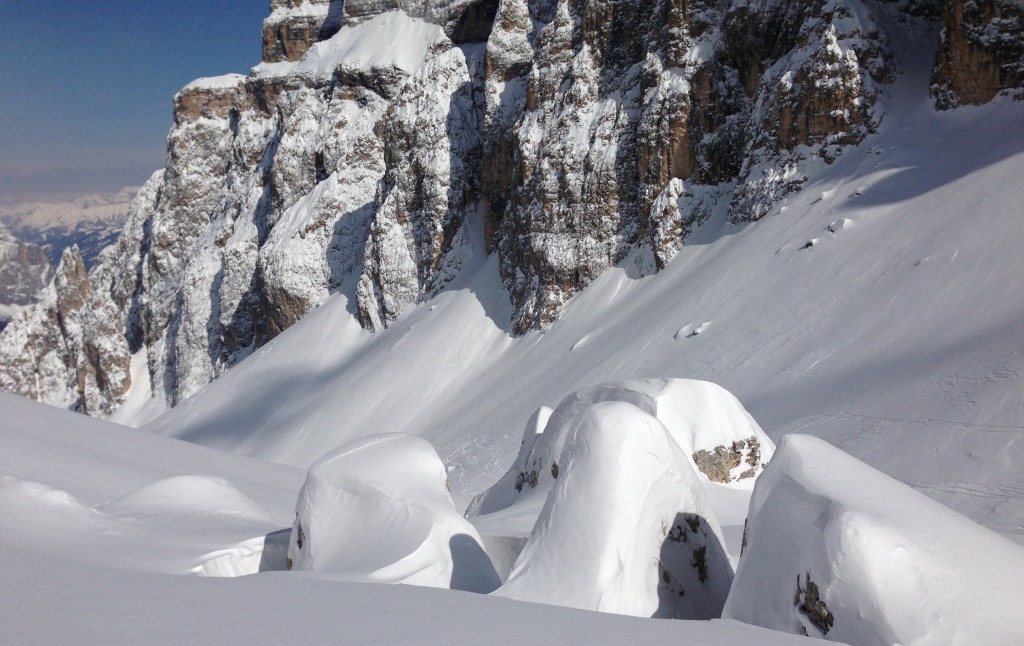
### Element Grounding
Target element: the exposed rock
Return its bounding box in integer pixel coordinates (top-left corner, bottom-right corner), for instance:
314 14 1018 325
484 0 889 331
0 245 131 415
796 573 834 635
494 401 734 619
0 223 53 329
262 0 343 63
692 436 762 483
0 1 1003 415
932 0 1024 107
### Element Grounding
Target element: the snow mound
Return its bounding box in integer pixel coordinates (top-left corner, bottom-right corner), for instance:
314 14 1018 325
288 434 499 592
494 401 734 618
469 379 773 521
101 475 269 520
723 434 1024 644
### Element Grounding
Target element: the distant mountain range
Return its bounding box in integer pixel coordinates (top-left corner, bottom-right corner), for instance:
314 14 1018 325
0 189 134 331
0 188 136 269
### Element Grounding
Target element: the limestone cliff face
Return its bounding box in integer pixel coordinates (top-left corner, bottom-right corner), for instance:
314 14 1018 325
932 0 1024 108
484 0 889 331
0 0 1016 414
0 245 131 414
0 223 53 321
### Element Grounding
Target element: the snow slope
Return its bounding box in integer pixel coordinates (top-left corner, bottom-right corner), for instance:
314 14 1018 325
144 77 1024 547
0 392 830 645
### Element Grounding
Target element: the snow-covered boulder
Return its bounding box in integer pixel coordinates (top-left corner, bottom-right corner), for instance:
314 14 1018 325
288 434 499 592
494 401 733 618
723 434 1024 644
469 379 774 521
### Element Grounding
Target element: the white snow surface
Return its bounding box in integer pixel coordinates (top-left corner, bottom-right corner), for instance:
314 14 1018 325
724 434 1024 644
0 392 829 645
289 433 500 592
468 379 771 570
253 10 445 80
178 73 246 95
494 401 734 619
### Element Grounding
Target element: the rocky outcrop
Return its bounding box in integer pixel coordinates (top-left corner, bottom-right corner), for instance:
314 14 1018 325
262 0 343 63
483 0 889 331
0 0 1002 415
0 245 131 414
932 0 1024 108
0 223 53 328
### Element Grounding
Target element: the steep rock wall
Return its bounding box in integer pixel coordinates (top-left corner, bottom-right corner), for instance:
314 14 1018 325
1 0 1019 414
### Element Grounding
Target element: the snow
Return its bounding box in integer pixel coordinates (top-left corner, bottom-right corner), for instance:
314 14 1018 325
724 434 1024 644
178 73 246 95
289 434 500 592
0 392 828 645
468 379 773 571
494 400 734 619
253 11 445 81
144 84 1024 553
3 4 1024 642
108 348 165 426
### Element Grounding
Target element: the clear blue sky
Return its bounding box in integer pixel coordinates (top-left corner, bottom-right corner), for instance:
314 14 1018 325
0 2 268 200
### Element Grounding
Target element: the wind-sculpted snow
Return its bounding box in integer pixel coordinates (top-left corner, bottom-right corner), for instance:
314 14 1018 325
724 435 1024 643
1 392 840 644
494 401 734 619
467 380 766 614
289 434 500 592
484 0 891 331
468 379 773 522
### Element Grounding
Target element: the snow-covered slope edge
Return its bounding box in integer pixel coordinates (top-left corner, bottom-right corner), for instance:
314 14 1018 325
724 434 1024 644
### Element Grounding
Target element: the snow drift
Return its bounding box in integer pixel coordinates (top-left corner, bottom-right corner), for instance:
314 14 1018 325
288 433 500 592
494 401 734 619
468 379 774 521
723 434 1024 644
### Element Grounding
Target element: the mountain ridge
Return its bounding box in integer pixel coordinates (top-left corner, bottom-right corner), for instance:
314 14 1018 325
0 0 1021 420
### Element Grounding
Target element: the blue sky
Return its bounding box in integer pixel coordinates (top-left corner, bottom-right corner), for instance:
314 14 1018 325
0 2 268 200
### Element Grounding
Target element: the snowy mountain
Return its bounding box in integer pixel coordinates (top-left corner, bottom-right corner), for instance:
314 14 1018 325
0 189 133 332
6 0 1021 417
0 222 52 331
1 0 1024 642
0 187 134 269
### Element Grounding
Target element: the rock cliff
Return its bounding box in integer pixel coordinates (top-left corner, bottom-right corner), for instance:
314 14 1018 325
0 223 53 330
1 0 1020 414
932 0 1024 107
